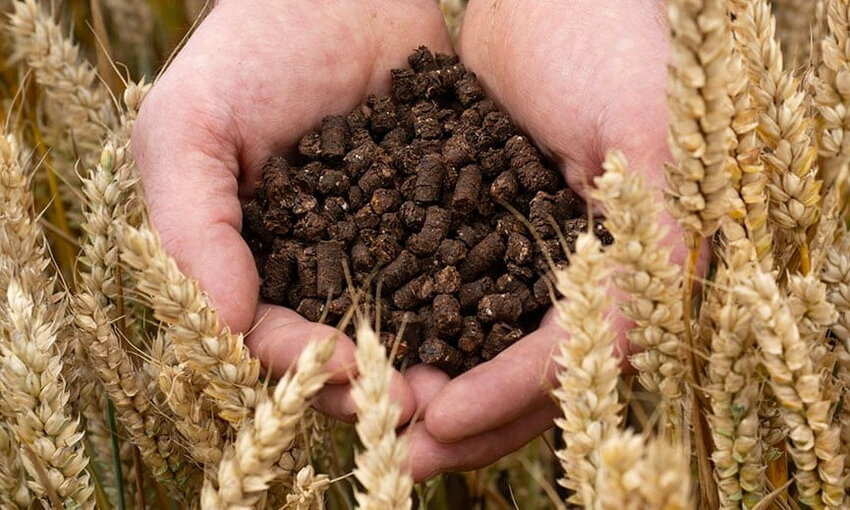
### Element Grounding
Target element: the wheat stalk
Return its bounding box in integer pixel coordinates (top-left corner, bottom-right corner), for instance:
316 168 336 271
201 335 334 510
351 319 413 510
737 272 845 508
550 232 620 507
119 223 262 424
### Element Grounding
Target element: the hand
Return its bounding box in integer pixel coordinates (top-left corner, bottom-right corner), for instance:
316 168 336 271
405 0 686 480
132 0 452 423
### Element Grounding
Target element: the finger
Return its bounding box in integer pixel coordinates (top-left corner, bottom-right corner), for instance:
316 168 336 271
312 369 417 425
245 304 356 381
407 403 559 482
425 310 633 442
133 81 257 334
403 364 450 416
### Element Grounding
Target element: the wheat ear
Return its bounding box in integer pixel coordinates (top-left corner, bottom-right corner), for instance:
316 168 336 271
7 0 115 167
816 0 850 186
591 151 685 420
737 272 845 508
821 225 850 486
0 133 95 507
665 0 735 239
734 0 822 271
550 233 620 507
202 335 334 509
595 430 693 510
119 223 261 424
704 237 766 507
75 142 189 487
352 318 413 510
726 10 774 270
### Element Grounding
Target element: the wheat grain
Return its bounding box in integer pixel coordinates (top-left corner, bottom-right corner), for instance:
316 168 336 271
787 273 838 367
550 233 620 507
737 272 845 508
201 336 334 510
119 223 261 424
351 319 413 510
282 466 329 510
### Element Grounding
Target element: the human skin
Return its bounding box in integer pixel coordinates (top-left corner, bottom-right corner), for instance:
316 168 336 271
133 0 677 482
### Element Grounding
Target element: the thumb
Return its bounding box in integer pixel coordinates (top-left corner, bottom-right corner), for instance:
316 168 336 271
132 89 258 334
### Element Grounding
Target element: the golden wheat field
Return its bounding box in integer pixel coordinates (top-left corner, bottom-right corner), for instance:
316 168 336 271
1 0 849 508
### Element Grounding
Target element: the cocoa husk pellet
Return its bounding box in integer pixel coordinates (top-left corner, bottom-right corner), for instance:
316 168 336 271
419 338 463 374
316 241 344 297
243 46 612 373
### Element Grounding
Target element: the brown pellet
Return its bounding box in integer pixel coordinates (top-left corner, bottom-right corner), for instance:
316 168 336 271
407 206 451 256
414 154 445 203
320 115 349 157
379 250 421 291
433 266 461 294
459 277 495 310
458 317 485 353
316 241 344 297
298 131 322 159
393 274 435 310
490 170 518 203
482 323 523 360
477 293 523 324
433 294 462 337
451 164 482 216
418 338 463 374
459 233 506 281
438 239 467 266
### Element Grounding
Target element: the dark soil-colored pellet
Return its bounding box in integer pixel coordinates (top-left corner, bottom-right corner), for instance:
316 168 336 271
242 47 611 373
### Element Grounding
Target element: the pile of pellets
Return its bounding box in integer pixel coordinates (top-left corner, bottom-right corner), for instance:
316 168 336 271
242 47 611 374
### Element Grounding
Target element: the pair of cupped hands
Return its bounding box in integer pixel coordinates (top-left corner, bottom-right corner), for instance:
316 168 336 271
133 0 676 480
